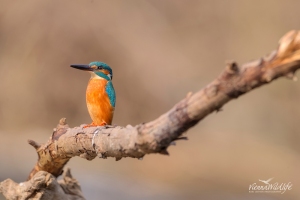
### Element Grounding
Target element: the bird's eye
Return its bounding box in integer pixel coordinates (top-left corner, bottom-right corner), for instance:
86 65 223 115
98 66 103 70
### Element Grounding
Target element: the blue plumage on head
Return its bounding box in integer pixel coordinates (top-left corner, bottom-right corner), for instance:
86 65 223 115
89 61 113 78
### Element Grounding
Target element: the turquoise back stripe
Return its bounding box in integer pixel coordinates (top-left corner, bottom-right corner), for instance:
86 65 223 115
105 81 116 107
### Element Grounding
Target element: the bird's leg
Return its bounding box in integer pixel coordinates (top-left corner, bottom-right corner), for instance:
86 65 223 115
83 121 107 128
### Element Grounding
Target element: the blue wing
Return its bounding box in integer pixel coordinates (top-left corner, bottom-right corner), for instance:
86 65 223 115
105 81 116 107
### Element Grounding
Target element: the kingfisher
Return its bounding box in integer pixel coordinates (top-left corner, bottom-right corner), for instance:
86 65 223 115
70 61 116 127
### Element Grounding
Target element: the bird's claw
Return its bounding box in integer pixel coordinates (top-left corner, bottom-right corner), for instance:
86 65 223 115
83 121 107 128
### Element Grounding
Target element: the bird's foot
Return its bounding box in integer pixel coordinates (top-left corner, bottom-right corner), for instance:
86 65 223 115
83 121 107 128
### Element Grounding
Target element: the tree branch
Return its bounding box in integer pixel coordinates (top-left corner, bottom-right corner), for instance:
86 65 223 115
27 30 300 179
0 168 85 200
1 30 300 199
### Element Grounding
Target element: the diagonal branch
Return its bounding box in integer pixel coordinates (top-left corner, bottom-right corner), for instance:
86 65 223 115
23 30 300 180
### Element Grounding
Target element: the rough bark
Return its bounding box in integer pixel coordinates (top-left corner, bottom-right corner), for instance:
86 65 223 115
1 30 300 199
0 168 85 200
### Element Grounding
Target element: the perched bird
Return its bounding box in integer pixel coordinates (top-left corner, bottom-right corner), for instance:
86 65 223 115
70 61 116 127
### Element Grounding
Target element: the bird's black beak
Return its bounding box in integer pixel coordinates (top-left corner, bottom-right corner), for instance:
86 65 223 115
70 64 93 71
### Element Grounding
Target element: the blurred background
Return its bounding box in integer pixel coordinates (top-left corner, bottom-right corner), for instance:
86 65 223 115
0 0 300 199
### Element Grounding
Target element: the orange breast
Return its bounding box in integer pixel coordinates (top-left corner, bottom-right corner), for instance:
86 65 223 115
86 78 114 125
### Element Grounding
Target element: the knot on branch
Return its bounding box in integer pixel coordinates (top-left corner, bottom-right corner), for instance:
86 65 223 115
277 30 300 58
53 118 69 141
225 61 239 75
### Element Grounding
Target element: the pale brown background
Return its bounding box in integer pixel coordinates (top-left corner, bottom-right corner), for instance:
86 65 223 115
1 0 300 199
